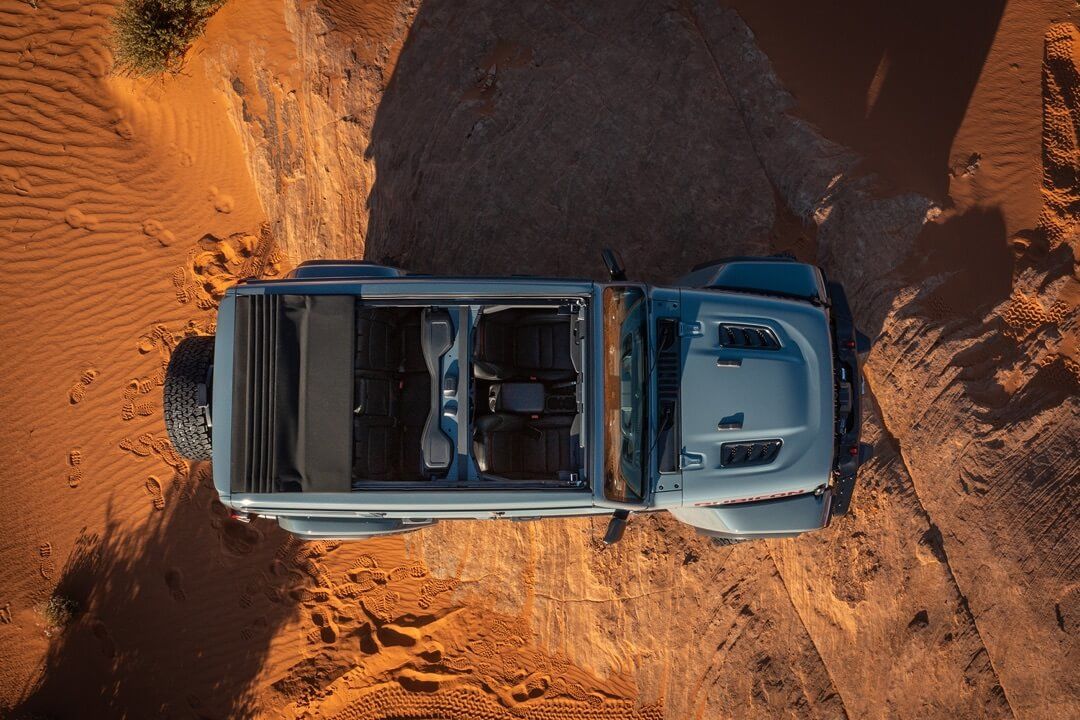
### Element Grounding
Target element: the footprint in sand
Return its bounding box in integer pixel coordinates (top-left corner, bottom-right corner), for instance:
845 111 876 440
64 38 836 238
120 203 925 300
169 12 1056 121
263 584 285 604
91 620 117 658
170 266 217 308
136 336 156 354
241 616 269 642
238 580 260 609
152 437 187 473
289 587 332 605
307 609 339 644
207 186 234 214
119 435 153 458
145 476 165 510
136 324 177 356
172 267 191 304
64 207 99 231
121 400 155 421
38 542 52 568
165 568 186 602
67 448 83 488
67 367 98 404
142 218 176 247
418 577 459 610
121 377 157 420
123 377 155 399
209 501 262 555
172 465 197 503
120 434 189 478
387 562 427 582
193 465 212 490
38 542 55 580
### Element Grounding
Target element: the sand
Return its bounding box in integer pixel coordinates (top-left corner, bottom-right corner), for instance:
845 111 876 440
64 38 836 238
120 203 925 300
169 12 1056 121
1 0 1077 718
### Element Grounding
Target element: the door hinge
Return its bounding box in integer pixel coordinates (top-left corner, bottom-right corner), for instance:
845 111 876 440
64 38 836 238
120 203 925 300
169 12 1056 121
680 449 706 471
678 322 703 338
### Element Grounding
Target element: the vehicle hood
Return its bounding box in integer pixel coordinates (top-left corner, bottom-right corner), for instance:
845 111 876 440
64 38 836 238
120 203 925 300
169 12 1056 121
674 290 834 504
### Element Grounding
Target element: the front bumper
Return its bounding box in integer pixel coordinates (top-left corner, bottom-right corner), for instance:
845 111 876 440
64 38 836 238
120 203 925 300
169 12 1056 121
825 280 867 517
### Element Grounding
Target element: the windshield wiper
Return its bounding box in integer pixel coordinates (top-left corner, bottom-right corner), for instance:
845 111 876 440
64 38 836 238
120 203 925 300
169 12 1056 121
646 319 676 378
656 404 675 432
647 404 675 462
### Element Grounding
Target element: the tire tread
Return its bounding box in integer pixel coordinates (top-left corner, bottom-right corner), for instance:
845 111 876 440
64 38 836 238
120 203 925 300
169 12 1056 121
163 336 215 461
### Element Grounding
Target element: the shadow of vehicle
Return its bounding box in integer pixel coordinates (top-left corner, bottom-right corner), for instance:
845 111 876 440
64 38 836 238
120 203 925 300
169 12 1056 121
363 0 792 281
6 471 297 719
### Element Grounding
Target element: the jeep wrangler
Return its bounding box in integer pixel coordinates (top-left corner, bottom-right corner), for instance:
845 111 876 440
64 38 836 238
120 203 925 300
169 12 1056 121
163 253 868 543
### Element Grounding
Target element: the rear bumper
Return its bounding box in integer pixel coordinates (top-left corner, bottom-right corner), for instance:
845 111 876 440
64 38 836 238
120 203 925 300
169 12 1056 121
824 280 865 517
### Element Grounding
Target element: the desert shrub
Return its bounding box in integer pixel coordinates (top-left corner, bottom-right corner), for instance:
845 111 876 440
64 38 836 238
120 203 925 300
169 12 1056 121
111 0 227 76
37 594 79 634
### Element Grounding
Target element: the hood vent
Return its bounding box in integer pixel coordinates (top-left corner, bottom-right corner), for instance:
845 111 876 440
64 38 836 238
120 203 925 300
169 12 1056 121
718 323 780 350
656 318 681 473
720 439 782 467
657 323 680 405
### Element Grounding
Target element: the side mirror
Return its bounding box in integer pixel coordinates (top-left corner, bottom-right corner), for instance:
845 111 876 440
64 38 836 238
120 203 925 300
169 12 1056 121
603 510 630 545
601 248 627 281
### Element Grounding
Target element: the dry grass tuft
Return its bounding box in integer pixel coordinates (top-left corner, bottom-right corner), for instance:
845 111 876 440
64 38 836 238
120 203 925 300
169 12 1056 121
36 594 79 635
111 0 227 76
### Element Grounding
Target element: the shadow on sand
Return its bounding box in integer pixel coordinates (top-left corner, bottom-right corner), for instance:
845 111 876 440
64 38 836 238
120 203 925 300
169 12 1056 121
727 0 1007 201
7 468 297 719
362 0 792 280
361 0 1009 340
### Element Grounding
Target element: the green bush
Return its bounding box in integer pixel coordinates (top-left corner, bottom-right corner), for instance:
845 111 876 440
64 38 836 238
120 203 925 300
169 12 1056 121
111 0 227 76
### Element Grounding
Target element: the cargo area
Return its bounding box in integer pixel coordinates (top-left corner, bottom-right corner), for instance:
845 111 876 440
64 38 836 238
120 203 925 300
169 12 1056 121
228 294 586 494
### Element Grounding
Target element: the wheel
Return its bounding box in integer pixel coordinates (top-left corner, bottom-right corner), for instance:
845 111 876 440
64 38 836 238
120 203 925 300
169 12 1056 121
711 537 747 546
163 335 215 461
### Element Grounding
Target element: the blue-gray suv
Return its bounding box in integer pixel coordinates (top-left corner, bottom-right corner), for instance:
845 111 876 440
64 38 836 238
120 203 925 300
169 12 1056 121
163 253 868 543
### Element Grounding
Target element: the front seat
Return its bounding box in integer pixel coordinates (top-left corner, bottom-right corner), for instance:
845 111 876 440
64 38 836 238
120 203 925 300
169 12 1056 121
473 413 578 480
473 309 575 381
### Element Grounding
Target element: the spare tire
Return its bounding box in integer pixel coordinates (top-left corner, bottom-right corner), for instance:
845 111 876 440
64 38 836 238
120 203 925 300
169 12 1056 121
163 335 215 461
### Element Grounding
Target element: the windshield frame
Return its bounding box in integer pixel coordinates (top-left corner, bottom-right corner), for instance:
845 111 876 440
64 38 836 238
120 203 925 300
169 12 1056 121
600 285 650 506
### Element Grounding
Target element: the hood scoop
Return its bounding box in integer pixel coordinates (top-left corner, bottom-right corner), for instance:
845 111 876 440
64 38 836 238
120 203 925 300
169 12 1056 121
720 439 783 467
718 323 781 350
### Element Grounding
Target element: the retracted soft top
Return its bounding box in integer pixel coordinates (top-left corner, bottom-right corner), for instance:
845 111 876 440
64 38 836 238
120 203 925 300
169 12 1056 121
230 294 355 494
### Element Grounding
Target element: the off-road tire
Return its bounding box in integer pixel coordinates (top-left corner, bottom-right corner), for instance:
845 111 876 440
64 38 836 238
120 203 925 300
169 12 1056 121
164 335 215 461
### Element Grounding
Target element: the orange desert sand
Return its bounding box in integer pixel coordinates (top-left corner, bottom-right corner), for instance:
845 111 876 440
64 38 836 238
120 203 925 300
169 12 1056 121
0 0 1078 718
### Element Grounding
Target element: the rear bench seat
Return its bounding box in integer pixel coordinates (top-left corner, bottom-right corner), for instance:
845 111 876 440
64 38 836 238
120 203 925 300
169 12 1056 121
353 307 429 482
